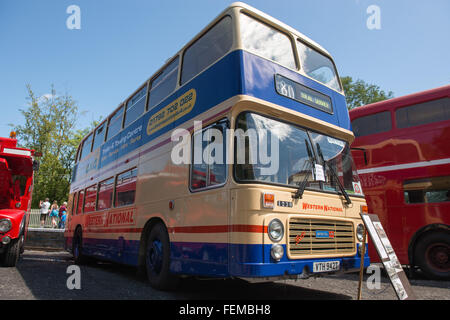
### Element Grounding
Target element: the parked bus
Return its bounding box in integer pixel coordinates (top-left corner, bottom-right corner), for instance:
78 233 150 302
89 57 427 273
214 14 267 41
350 85 450 280
65 2 369 289
0 132 36 266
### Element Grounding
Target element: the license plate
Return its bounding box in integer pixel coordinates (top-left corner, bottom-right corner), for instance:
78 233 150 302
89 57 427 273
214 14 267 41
313 261 340 273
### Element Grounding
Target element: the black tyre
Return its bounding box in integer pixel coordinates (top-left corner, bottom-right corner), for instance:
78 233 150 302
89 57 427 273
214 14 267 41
1 239 21 267
72 227 87 265
414 232 450 280
19 217 26 254
19 234 25 254
145 223 178 290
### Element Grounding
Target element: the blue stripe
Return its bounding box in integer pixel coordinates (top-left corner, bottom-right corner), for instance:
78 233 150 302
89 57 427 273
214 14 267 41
66 236 369 278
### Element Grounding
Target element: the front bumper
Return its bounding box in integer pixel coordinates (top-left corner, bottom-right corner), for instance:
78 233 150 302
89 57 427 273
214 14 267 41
230 243 370 279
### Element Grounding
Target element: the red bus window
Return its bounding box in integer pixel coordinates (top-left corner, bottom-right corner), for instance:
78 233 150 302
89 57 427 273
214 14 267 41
84 185 97 213
97 177 114 210
351 111 392 137
404 176 450 204
396 97 450 129
77 190 85 215
115 168 137 207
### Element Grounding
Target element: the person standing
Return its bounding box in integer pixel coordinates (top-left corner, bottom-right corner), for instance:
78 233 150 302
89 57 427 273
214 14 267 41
59 210 67 229
59 202 67 219
50 200 59 228
39 198 51 227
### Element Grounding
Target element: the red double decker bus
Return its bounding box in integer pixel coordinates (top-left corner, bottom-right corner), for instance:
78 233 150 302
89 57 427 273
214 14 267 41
350 85 450 280
0 132 37 266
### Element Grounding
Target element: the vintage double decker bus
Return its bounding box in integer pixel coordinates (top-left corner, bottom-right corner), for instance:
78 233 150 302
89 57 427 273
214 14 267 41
350 85 450 280
65 2 369 289
0 132 36 266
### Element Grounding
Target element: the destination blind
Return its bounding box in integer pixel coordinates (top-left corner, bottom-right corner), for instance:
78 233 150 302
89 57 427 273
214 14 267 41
275 74 333 113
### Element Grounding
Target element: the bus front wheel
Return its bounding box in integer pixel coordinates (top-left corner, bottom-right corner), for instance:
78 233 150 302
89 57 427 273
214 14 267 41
145 223 178 290
72 227 87 265
1 238 21 267
415 232 450 280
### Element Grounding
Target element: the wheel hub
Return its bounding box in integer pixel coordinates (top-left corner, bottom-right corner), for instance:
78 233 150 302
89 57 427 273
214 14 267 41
426 243 450 272
147 239 163 274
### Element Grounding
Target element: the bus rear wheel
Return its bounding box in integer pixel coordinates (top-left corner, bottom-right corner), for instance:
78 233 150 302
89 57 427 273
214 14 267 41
415 232 450 280
145 223 178 290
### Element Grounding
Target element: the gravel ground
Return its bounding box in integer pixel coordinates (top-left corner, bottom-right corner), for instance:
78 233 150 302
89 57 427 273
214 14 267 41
0 250 448 300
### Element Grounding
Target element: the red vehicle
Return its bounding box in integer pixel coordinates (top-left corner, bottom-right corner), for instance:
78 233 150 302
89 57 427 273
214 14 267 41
0 132 36 266
349 85 450 280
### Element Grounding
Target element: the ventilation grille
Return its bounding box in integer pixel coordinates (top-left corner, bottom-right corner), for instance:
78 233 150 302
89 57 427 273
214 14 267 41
288 218 355 258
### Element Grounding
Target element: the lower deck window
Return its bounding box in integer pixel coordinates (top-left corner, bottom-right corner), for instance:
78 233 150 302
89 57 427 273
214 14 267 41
190 120 228 190
404 176 450 204
84 185 97 213
97 177 114 210
76 190 84 215
115 168 138 207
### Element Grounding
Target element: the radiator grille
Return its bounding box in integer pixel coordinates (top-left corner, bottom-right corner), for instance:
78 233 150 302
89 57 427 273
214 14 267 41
288 218 355 258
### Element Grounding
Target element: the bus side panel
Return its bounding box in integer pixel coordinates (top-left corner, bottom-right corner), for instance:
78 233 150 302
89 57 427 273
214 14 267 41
168 168 230 276
80 235 140 265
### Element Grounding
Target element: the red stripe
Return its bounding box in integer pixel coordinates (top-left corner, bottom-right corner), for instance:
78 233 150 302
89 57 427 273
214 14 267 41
85 227 143 234
84 224 266 234
168 224 267 234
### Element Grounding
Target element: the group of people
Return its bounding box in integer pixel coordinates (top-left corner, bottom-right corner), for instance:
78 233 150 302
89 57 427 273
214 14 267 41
39 198 67 229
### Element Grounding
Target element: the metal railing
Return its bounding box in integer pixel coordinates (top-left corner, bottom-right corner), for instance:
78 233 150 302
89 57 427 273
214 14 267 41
27 209 66 229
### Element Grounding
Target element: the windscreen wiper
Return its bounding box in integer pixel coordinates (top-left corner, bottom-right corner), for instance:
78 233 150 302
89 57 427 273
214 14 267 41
292 140 315 199
316 143 352 205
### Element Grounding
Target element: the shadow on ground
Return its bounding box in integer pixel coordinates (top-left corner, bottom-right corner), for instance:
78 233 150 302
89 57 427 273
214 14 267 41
15 251 352 300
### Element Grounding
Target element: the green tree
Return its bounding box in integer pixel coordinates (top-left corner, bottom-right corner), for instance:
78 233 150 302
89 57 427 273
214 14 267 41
341 76 394 110
11 85 88 208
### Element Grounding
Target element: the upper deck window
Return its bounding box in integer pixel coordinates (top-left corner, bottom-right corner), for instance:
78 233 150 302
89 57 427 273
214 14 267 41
106 105 124 141
351 111 392 137
79 133 93 160
396 97 450 129
240 13 296 70
125 86 147 127
148 57 179 110
297 40 341 91
92 122 106 151
181 16 233 85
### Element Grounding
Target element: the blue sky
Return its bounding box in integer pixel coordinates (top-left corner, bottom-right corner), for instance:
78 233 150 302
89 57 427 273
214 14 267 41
1 0 449 137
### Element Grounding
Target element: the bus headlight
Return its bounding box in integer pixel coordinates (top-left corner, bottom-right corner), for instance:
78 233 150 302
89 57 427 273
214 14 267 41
0 219 12 233
356 224 365 242
268 219 284 242
270 244 284 261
